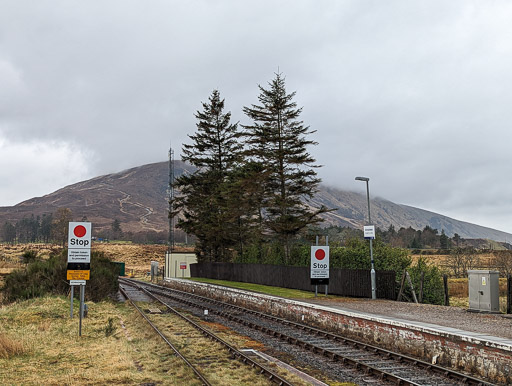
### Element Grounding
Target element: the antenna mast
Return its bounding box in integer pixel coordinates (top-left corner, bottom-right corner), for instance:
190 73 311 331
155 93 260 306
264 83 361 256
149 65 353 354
168 145 175 252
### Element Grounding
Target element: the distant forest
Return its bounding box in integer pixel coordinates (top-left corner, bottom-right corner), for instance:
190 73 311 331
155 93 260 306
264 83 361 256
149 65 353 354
0 209 179 245
305 224 511 252
2 208 509 253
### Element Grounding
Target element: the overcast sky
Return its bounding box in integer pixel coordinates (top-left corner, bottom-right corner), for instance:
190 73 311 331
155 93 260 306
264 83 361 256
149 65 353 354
2 1 512 233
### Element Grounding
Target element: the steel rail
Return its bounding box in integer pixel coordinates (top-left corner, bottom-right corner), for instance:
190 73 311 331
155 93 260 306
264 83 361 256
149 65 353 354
119 284 212 386
126 279 493 386
138 284 417 385
120 279 294 386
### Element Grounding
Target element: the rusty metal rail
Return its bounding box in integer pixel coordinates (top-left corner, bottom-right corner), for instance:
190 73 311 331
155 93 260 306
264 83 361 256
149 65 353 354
119 284 212 386
125 278 494 386
119 278 294 386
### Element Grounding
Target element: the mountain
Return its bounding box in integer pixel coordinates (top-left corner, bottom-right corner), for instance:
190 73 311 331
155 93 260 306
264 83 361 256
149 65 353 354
309 186 512 242
1 161 511 242
0 161 192 234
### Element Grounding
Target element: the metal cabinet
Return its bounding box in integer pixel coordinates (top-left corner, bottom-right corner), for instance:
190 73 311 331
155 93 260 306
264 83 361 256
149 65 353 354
468 270 500 313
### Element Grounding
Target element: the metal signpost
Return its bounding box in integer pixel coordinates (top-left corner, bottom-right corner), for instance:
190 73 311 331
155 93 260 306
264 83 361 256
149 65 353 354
364 225 377 299
356 176 377 300
67 222 91 336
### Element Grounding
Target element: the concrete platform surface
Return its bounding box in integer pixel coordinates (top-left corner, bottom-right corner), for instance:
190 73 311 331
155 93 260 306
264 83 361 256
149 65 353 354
303 297 512 344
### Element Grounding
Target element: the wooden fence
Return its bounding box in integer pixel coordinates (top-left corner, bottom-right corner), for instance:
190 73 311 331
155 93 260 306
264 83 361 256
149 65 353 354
190 262 396 299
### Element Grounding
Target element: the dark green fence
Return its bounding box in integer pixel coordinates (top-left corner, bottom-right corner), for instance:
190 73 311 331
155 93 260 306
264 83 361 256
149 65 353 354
190 262 396 299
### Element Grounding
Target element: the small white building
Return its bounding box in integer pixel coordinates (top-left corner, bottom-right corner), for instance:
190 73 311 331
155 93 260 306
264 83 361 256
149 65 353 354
165 251 197 278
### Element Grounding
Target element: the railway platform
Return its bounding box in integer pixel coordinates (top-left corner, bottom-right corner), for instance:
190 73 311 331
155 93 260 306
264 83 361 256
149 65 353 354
163 278 512 384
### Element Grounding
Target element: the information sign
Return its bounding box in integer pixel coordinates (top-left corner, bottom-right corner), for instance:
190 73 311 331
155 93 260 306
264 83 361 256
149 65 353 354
180 262 187 270
70 280 86 286
67 270 91 280
364 225 376 239
67 222 92 263
310 246 329 285
67 249 91 263
67 222 92 282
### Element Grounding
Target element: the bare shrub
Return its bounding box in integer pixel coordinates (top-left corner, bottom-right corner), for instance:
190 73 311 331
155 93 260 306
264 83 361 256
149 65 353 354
491 251 512 276
446 247 480 277
0 333 24 358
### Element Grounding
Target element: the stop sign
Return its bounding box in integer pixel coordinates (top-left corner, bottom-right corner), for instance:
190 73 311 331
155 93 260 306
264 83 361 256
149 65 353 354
68 222 91 247
311 246 329 280
67 222 92 264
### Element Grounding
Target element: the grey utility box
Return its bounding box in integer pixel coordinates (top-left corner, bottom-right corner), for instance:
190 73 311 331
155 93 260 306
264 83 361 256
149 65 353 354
468 270 500 313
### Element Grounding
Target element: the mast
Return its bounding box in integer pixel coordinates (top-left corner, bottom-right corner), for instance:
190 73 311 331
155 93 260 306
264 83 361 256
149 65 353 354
168 145 175 252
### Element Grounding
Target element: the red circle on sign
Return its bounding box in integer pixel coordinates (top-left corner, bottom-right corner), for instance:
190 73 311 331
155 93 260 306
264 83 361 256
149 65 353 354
315 249 326 260
74 225 87 238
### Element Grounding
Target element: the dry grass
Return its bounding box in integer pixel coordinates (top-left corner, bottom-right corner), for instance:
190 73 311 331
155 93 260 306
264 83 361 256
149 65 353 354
0 242 172 280
410 253 498 272
0 333 24 359
91 243 168 277
0 243 60 263
0 296 193 385
448 278 510 312
0 294 321 385
448 277 509 297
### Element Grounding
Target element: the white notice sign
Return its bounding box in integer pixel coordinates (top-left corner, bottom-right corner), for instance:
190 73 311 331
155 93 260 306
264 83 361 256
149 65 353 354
68 249 91 263
68 222 92 263
364 225 375 239
310 246 330 279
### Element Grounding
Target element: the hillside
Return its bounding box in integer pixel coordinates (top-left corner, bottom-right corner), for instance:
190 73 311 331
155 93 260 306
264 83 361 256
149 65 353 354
0 161 192 234
311 186 512 242
1 161 511 241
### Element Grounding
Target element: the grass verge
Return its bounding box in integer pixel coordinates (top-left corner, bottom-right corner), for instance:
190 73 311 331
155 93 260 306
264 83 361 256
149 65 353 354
188 277 343 300
0 296 197 385
0 294 337 385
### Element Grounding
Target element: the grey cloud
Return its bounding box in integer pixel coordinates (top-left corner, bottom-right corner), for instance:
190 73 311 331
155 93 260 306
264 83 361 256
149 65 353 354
1 1 512 232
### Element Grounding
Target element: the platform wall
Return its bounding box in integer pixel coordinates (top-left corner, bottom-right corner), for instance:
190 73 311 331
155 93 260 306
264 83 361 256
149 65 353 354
164 278 512 385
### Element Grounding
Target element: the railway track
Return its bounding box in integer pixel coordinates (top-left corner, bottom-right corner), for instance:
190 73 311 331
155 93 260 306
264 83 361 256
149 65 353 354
120 278 495 386
119 280 296 386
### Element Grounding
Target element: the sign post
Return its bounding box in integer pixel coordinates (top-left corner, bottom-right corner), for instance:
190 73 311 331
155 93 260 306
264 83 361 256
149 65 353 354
79 284 85 336
70 285 74 318
364 225 377 299
67 222 91 336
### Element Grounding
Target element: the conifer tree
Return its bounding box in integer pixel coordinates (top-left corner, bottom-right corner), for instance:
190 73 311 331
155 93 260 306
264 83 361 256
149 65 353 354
224 161 268 259
173 90 241 261
243 73 328 262
1 221 16 244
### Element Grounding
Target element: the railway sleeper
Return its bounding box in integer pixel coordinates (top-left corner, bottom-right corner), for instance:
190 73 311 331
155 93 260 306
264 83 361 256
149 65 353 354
129 280 493 386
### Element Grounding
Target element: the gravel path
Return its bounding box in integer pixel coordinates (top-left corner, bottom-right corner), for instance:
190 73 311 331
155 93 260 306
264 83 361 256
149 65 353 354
303 298 512 339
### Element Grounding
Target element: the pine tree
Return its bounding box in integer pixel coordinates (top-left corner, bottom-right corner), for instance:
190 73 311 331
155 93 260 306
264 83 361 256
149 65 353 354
439 230 449 249
224 161 268 259
1 222 16 244
40 214 53 243
111 219 123 240
173 90 242 261
243 73 329 262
